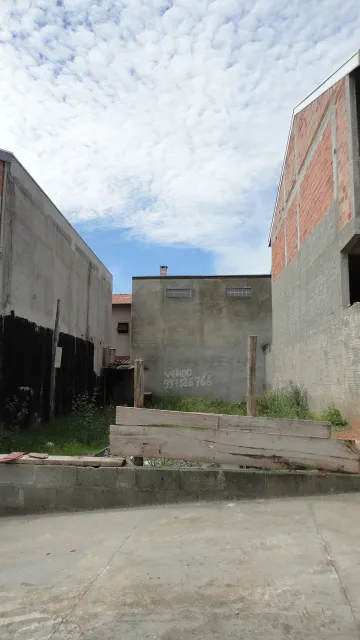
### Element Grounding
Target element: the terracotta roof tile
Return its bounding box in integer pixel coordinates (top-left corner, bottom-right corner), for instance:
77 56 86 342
112 293 132 305
114 355 131 365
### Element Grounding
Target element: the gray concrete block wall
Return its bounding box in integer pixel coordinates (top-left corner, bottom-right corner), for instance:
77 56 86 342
1 464 360 515
132 275 272 402
343 304 360 425
0 152 112 374
270 201 360 421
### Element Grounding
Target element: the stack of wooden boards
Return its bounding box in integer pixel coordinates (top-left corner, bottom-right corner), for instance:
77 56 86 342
111 407 360 473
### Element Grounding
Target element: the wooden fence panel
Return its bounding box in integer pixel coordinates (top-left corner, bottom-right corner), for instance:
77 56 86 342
115 407 331 438
110 425 359 473
116 407 219 429
218 415 331 438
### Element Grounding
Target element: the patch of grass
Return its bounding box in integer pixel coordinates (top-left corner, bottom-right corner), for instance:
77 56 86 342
152 385 348 430
152 385 311 420
151 393 246 416
8 396 114 456
256 382 311 420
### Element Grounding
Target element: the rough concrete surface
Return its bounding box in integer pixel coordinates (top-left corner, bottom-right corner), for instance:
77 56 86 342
3 466 360 515
1 495 360 639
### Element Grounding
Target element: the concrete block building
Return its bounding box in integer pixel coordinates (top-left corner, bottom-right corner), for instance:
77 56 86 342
0 149 112 420
268 51 360 425
112 294 132 362
132 267 272 403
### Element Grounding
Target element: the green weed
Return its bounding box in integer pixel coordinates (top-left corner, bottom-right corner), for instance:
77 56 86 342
257 382 310 420
319 406 348 429
8 396 114 456
152 393 246 416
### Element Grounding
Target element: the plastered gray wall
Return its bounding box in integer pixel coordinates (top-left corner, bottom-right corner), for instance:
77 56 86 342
269 204 344 410
0 152 112 374
268 72 360 425
112 304 131 356
268 200 360 424
132 276 272 402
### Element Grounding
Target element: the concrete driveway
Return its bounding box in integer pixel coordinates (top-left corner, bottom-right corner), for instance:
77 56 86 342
1 495 360 639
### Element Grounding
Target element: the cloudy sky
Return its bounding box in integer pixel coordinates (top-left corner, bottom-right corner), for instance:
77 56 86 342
1 0 360 291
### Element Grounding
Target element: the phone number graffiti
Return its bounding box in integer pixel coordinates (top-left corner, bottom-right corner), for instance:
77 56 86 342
163 368 212 390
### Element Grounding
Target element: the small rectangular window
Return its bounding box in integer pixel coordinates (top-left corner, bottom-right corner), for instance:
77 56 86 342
166 288 191 298
226 287 252 298
117 322 129 334
348 254 360 305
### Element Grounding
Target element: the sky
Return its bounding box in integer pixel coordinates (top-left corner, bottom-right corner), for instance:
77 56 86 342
1 1 360 293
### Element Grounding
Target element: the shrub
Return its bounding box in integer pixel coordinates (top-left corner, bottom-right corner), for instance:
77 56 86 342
320 406 347 428
257 382 310 420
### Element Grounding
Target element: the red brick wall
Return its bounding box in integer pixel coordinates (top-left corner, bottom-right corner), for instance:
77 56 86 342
284 130 296 200
299 121 334 245
273 186 284 230
286 199 298 264
271 77 352 282
335 82 352 229
296 88 332 173
272 225 285 282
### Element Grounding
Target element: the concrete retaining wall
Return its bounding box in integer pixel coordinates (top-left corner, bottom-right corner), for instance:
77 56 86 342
1 465 360 515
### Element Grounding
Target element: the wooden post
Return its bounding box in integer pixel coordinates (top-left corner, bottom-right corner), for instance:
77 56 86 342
49 299 61 420
247 335 257 417
133 358 144 466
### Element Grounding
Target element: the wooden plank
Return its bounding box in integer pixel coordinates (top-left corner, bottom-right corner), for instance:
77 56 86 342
247 335 257 416
16 455 126 467
28 453 49 459
0 452 25 463
116 407 330 438
49 298 61 420
219 415 331 438
110 426 360 473
116 406 219 429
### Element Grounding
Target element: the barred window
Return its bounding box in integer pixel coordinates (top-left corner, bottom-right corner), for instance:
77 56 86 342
226 287 252 298
166 288 191 298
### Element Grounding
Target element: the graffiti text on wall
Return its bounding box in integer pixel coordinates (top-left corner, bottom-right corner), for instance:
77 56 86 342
163 368 212 390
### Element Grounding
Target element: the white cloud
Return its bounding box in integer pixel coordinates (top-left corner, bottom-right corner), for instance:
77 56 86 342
0 0 360 273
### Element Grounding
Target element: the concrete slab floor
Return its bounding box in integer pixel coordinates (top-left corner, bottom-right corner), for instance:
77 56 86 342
1 496 360 639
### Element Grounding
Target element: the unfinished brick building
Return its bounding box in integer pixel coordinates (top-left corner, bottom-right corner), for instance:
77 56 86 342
268 51 360 425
